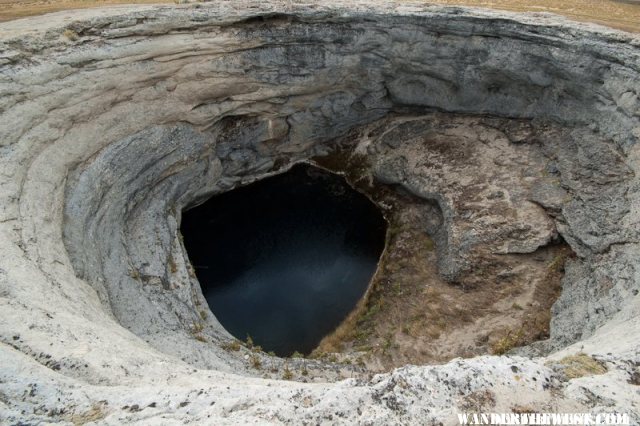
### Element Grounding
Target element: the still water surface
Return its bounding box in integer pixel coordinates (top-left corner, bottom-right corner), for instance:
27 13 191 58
181 164 387 356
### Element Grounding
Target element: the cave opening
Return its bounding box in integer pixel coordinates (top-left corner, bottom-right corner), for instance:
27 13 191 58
180 164 387 356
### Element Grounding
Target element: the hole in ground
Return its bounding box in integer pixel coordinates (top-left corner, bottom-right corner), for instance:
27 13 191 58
180 164 387 356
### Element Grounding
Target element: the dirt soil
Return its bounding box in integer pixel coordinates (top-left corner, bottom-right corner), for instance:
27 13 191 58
0 0 638 33
424 0 640 32
310 139 574 372
0 0 169 22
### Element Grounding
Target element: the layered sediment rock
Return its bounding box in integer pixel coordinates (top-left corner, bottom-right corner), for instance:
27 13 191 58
0 2 639 423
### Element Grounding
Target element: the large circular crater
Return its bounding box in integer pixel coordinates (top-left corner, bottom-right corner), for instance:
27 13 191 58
1 2 639 424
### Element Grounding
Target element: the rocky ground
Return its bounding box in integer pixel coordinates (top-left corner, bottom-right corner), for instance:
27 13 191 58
0 1 639 424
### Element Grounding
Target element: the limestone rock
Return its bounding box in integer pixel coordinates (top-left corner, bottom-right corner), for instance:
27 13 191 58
0 2 639 424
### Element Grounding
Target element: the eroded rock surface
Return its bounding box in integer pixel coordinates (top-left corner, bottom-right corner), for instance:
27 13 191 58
1 2 639 423
313 114 577 368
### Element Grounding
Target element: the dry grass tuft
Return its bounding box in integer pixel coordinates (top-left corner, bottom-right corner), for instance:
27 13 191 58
221 339 241 352
282 364 293 380
250 354 262 369
491 328 525 355
62 29 79 41
190 321 207 342
68 403 107 425
460 389 496 412
557 353 607 379
511 404 537 414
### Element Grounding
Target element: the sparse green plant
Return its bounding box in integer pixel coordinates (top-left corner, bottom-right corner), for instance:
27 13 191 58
252 345 263 353
267 351 276 356
391 281 403 296
308 351 325 360
245 334 254 348
512 303 523 310
291 351 304 359
383 334 393 352
354 327 373 343
354 344 372 353
361 302 382 323
199 309 208 320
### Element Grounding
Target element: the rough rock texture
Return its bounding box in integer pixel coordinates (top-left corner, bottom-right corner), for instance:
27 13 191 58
1 1 639 424
362 113 640 347
313 114 578 368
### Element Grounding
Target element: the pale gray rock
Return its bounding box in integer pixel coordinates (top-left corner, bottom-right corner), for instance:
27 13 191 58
0 1 639 424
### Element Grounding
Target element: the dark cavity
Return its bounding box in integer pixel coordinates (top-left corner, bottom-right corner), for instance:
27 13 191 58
180 164 387 356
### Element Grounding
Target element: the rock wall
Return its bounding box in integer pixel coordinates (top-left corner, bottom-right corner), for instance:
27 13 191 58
0 2 639 423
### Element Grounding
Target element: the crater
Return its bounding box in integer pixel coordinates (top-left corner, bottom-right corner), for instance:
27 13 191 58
1 2 639 424
180 164 386 356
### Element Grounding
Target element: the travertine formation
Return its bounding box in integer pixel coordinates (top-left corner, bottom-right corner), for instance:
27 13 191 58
0 2 639 423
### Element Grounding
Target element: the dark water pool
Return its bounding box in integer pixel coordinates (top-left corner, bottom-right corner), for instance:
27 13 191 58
180 164 387 356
